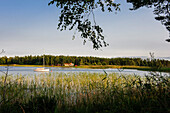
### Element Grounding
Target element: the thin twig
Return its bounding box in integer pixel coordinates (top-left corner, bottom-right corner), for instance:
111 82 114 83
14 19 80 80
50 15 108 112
19 104 26 113
3 66 9 103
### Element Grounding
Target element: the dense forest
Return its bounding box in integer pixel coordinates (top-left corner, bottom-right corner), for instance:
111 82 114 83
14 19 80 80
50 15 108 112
0 55 169 67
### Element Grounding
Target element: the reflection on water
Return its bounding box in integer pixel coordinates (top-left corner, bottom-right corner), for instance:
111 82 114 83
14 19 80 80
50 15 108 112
0 66 169 76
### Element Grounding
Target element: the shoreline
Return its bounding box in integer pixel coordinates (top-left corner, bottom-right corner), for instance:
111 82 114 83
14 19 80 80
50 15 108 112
0 64 149 68
1 64 170 72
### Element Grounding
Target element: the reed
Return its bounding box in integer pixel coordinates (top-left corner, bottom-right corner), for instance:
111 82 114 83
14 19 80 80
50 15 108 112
0 72 169 113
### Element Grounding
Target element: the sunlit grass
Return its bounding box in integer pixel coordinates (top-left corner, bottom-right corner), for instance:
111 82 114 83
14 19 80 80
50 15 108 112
0 72 169 113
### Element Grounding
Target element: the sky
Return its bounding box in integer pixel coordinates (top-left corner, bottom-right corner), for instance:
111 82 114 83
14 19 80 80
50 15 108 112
0 0 169 58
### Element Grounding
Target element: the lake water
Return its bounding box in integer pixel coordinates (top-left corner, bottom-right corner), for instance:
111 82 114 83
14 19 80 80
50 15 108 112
0 66 169 76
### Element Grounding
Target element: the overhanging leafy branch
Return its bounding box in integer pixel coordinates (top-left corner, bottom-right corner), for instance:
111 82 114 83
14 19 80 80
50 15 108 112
48 0 120 49
127 0 170 41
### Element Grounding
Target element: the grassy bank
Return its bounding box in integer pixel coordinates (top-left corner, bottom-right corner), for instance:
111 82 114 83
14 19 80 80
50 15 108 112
0 64 150 69
77 65 150 69
0 72 169 113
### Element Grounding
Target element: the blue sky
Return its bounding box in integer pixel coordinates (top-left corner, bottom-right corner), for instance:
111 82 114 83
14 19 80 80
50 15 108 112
0 0 169 58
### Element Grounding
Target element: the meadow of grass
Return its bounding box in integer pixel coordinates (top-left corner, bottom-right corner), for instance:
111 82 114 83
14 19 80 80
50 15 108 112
0 72 169 113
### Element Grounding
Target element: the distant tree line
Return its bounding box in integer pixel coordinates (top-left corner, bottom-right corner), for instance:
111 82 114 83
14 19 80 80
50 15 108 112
0 55 169 67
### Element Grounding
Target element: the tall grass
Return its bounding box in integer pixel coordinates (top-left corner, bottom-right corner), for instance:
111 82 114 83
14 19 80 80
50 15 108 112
0 72 169 113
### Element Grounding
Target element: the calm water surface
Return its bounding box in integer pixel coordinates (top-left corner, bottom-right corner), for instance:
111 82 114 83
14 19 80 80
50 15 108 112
0 66 169 76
